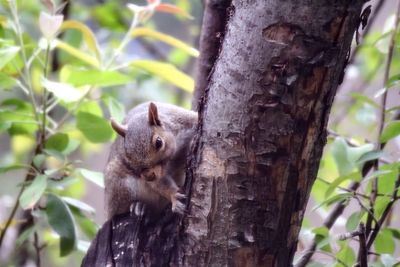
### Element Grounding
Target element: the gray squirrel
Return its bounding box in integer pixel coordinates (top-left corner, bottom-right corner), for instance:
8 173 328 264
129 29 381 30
104 102 198 218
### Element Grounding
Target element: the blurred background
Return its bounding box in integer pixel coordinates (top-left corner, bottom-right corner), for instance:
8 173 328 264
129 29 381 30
0 0 399 266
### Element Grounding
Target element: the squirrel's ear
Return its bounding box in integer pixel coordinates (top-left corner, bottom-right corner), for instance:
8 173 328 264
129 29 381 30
111 118 127 137
148 102 161 126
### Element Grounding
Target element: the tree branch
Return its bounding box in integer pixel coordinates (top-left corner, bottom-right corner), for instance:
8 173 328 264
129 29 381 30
191 0 232 111
357 223 368 267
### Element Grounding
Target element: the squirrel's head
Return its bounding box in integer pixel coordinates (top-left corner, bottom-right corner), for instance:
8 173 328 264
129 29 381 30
110 102 176 180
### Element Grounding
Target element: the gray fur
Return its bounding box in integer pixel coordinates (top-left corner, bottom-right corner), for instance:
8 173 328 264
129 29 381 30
105 102 197 218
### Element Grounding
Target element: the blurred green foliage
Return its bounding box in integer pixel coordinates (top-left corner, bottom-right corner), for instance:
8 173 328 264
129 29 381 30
0 0 199 265
296 8 400 267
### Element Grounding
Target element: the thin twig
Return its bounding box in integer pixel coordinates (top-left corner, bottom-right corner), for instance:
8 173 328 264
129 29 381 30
367 175 400 249
337 230 363 241
357 223 368 267
41 44 51 150
354 195 379 226
0 184 25 246
366 0 400 240
34 231 41 267
9 1 39 122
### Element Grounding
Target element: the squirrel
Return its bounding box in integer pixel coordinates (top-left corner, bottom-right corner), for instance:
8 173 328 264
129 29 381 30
104 102 198 219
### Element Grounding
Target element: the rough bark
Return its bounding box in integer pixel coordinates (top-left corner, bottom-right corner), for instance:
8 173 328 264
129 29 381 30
192 0 232 111
82 0 364 266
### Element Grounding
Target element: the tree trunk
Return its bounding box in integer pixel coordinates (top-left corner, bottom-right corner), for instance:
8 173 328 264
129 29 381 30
82 0 364 266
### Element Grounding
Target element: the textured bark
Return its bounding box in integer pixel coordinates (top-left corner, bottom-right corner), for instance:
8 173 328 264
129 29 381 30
82 0 364 266
192 0 232 111
181 1 363 266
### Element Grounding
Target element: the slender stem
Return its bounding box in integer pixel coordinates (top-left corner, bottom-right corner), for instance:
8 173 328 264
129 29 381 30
41 44 51 148
105 14 139 69
9 1 39 122
54 86 92 131
34 231 41 267
366 0 400 240
354 195 379 226
357 223 368 267
0 184 26 246
367 175 400 249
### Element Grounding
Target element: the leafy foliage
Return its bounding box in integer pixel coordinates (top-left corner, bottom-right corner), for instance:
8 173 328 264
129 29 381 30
0 0 198 265
296 5 400 266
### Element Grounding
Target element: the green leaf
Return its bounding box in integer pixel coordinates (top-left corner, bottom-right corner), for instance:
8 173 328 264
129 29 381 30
331 137 374 176
19 175 47 210
43 149 65 162
0 46 20 70
377 163 399 195
47 176 79 189
375 229 395 254
0 121 11 133
0 98 38 135
131 60 194 92
33 154 46 168
362 169 394 184
387 73 400 88
63 139 80 155
102 94 125 122
78 168 104 188
72 210 98 239
45 133 69 152
350 92 379 108
336 243 355 267
381 254 398 267
0 163 31 173
91 3 125 31
388 228 400 239
77 100 103 117
380 121 400 143
42 78 85 103
46 193 76 256
0 72 17 90
62 196 95 214
76 112 113 143
60 67 132 87
312 226 329 237
345 211 364 232
375 196 391 220
325 171 361 198
312 193 352 211
55 39 99 68
312 226 331 251
60 20 101 60
130 28 199 57
356 150 384 165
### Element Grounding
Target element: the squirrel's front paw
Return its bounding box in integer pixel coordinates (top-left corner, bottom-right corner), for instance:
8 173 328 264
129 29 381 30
171 193 186 214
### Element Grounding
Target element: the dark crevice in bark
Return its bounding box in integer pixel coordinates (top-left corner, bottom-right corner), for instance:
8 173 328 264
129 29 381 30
192 0 232 111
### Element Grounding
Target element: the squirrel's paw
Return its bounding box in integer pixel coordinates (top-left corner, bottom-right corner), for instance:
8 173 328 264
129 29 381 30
171 193 186 214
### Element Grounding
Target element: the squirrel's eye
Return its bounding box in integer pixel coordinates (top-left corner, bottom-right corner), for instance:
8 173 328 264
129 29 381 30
155 137 163 150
